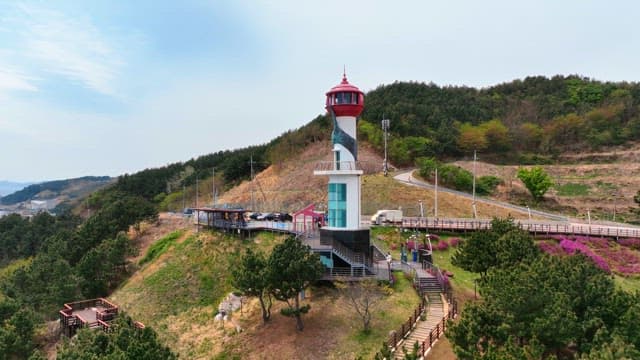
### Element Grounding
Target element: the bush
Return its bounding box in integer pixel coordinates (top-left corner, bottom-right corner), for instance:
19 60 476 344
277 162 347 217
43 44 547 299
449 238 461 247
477 175 502 195
435 240 449 251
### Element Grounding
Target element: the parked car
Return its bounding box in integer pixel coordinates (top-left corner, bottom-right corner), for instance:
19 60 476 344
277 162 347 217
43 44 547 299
281 213 293 222
247 212 259 220
183 208 194 217
256 212 272 221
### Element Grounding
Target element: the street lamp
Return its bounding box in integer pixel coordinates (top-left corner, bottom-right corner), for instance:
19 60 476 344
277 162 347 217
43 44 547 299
381 118 390 176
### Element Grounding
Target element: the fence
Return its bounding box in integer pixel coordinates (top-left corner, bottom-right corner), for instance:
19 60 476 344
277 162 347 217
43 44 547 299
384 298 428 352
413 300 458 358
401 217 640 239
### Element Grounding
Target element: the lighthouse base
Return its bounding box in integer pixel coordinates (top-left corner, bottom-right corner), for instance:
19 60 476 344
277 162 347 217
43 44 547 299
320 228 371 261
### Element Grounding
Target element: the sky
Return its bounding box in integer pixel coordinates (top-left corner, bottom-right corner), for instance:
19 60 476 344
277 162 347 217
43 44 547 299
1 0 639 182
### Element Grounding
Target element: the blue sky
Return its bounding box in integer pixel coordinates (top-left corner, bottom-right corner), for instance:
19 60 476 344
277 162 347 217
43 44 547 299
1 1 639 182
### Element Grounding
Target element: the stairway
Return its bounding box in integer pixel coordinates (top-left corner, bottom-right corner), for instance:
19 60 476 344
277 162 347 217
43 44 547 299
394 276 445 359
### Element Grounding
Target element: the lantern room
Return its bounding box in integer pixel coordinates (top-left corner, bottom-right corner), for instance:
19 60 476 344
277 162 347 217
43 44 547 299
325 74 365 117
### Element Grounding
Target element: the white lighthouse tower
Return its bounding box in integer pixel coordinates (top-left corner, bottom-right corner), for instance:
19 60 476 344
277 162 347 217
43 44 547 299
315 73 371 270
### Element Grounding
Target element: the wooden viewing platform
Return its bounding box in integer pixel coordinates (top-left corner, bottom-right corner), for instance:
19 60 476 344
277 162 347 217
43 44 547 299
59 298 144 337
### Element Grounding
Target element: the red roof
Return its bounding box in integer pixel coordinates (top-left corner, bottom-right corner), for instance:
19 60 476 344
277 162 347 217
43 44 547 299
325 74 363 96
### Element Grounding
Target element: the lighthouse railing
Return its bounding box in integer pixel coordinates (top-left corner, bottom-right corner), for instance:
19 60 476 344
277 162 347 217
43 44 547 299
314 161 366 172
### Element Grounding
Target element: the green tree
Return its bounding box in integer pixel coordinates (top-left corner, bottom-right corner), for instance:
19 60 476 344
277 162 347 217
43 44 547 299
517 166 553 203
451 230 497 279
456 122 487 153
57 315 176 360
480 119 511 152
232 248 273 323
267 236 324 331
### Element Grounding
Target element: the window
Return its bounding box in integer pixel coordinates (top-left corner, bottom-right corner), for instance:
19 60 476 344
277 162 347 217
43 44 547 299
327 183 347 227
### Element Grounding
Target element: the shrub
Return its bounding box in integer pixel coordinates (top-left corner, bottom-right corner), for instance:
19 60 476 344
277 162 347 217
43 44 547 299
559 239 610 273
477 175 502 195
619 238 640 250
435 240 449 251
448 237 460 247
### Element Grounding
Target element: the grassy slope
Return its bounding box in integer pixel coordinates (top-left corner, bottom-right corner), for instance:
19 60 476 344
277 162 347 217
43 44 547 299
110 230 286 358
111 228 420 359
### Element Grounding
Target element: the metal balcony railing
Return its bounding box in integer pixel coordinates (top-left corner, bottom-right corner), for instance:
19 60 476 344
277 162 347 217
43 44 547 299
314 161 363 171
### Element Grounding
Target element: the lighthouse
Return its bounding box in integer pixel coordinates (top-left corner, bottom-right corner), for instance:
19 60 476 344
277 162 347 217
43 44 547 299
315 73 371 270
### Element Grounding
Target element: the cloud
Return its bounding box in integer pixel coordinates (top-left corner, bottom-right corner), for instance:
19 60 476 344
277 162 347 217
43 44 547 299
9 4 123 95
0 67 37 92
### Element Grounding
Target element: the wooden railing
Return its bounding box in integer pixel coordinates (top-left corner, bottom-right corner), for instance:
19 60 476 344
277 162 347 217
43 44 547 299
415 299 458 358
400 217 640 239
384 298 428 352
59 298 119 337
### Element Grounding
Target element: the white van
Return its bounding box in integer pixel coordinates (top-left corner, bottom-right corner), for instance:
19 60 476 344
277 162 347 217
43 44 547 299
371 209 403 225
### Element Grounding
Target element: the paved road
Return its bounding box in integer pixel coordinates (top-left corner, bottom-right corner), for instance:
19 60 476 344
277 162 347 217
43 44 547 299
393 170 569 222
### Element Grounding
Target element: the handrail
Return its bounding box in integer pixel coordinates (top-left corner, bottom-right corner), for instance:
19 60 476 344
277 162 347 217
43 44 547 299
330 239 366 266
382 298 427 354
314 161 366 172
400 217 640 239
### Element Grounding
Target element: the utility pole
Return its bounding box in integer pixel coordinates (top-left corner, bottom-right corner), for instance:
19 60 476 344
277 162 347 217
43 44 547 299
434 167 438 218
381 118 390 176
472 150 477 219
418 200 424 226
212 167 216 208
182 184 186 211
196 175 199 208
249 155 255 211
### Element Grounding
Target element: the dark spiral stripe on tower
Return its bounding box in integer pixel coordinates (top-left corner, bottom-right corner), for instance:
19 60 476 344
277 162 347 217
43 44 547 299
330 109 357 160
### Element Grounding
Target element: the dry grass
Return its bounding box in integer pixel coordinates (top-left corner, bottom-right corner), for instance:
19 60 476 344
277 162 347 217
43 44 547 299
454 146 640 221
363 173 531 219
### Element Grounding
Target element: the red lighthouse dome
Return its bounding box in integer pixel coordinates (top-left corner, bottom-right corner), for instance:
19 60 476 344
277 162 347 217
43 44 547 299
325 73 364 117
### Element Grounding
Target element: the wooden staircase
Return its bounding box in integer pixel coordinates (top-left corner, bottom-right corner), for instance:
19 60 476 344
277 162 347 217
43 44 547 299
394 276 445 359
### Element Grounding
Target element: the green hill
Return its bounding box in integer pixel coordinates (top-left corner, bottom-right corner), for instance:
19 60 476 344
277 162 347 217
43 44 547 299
0 176 112 206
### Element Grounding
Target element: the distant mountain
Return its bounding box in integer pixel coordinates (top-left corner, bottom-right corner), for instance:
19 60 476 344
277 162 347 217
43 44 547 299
0 176 113 206
0 181 33 197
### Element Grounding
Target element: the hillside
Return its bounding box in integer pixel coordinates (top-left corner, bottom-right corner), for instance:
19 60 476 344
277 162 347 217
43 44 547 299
215 140 529 219
0 181 33 197
454 143 640 222
0 176 113 208
217 141 383 212
110 228 421 359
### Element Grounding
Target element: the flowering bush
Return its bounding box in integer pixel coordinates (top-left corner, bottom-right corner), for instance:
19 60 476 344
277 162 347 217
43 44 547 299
428 234 440 242
538 241 563 256
448 237 461 247
406 241 425 251
619 238 640 250
435 240 449 251
559 239 610 273
541 235 640 276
